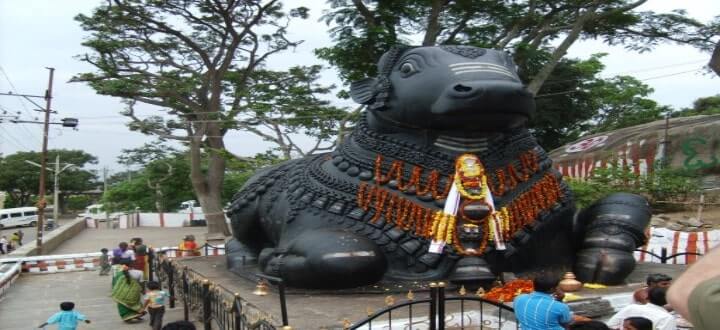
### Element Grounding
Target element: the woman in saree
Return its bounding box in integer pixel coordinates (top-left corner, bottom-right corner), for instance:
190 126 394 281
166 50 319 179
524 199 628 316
111 262 145 321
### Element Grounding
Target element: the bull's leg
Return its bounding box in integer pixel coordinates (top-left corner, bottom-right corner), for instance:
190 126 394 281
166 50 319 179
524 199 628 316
226 200 266 269
574 193 651 285
260 229 388 288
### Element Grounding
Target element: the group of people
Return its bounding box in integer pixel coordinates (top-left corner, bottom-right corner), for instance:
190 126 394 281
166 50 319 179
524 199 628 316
0 230 23 254
515 246 720 330
38 235 202 330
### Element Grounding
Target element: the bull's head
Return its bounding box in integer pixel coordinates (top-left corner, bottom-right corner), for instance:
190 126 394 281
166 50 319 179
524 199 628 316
350 46 535 131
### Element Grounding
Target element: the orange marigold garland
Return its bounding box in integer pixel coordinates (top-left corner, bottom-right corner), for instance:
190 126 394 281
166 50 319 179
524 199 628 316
357 152 562 255
484 279 534 302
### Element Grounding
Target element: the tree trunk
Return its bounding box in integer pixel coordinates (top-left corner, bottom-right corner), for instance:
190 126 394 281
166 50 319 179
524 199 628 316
526 12 594 95
422 0 446 46
710 41 720 77
189 132 230 238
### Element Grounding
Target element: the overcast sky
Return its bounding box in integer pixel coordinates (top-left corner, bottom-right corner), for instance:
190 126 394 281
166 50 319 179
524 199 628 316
1 0 718 174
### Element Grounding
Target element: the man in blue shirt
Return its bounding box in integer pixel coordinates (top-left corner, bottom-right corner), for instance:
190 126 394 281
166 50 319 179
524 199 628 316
514 273 573 330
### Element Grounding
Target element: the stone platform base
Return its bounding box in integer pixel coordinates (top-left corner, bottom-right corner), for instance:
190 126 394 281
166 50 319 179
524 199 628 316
174 257 687 329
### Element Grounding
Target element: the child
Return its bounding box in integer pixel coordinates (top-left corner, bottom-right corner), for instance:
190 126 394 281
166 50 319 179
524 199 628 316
38 301 91 329
99 248 111 276
142 281 169 330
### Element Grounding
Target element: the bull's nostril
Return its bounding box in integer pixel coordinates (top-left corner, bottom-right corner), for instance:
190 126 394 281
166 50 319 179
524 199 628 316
454 84 472 92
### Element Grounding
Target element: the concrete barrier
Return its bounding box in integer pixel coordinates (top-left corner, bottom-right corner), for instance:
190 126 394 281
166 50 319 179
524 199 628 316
9 218 87 257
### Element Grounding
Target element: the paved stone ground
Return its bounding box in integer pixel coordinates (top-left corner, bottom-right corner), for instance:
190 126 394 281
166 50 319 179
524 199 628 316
0 270 195 330
0 225 211 329
52 225 209 254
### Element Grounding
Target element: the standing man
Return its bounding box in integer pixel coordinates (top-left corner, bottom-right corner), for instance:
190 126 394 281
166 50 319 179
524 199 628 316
606 287 676 330
17 229 23 246
633 273 672 304
514 273 573 330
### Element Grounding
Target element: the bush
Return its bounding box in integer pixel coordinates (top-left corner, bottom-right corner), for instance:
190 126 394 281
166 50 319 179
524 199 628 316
567 165 700 211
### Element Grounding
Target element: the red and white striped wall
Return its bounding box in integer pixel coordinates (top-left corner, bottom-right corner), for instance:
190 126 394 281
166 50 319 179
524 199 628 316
634 227 720 264
556 139 657 180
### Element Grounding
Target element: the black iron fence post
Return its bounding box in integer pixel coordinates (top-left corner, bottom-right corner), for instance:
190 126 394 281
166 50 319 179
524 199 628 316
168 262 176 309
202 279 211 330
437 282 446 330
233 294 242 330
661 247 668 264
429 282 438 330
256 273 290 327
148 249 154 282
204 243 209 256
183 267 189 321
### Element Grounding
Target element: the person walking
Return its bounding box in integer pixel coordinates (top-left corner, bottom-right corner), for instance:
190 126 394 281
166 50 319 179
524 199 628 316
111 262 145 322
99 248 112 276
142 281 169 330
0 235 7 254
38 301 91 330
16 229 23 246
514 273 573 330
112 242 135 265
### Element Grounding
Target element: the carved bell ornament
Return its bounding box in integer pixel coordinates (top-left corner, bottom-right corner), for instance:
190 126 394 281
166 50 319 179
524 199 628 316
558 272 583 292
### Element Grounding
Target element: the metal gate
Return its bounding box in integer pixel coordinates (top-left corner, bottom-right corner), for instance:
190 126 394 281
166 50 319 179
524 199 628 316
349 282 517 330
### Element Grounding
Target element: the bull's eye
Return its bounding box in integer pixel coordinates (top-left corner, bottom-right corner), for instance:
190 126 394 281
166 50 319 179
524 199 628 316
399 62 416 75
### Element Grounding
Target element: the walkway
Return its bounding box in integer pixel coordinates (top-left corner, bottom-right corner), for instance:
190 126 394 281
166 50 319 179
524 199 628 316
0 269 193 329
0 225 211 329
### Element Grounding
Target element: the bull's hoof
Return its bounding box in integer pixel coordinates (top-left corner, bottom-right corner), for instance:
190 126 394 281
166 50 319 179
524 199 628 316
261 229 388 289
448 257 496 289
575 247 636 285
225 238 258 271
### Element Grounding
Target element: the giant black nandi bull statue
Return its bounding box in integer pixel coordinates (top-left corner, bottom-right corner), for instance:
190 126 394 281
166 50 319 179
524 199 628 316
226 46 650 289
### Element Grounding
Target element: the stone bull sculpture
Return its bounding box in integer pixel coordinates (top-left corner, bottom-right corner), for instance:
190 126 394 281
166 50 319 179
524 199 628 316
226 46 650 289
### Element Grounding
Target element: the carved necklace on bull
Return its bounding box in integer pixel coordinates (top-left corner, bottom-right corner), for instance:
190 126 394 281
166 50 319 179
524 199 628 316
429 154 509 256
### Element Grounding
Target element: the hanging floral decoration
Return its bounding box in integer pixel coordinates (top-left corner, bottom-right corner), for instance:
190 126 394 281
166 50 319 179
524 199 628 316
356 150 563 255
484 279 534 302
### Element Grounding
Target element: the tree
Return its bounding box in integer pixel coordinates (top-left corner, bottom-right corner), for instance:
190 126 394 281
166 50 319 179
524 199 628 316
587 75 667 133
318 1 717 91
74 0 311 237
316 1 718 148
105 152 195 212
671 94 720 118
234 65 349 159
0 150 98 209
116 142 190 213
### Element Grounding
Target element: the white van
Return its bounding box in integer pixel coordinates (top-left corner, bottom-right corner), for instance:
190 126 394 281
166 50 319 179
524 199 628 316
0 207 38 228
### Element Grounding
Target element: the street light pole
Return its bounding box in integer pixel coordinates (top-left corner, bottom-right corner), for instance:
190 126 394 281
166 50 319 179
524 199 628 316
36 67 54 255
53 154 60 222
25 157 76 225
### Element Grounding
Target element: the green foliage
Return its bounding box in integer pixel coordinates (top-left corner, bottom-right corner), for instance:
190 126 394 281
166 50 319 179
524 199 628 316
672 94 720 118
0 150 98 207
568 165 700 210
104 144 194 212
65 195 95 211
316 1 718 149
235 65 351 158
587 75 667 133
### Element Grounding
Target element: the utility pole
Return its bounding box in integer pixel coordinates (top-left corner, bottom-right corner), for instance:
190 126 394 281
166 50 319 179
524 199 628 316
104 166 110 229
36 67 54 255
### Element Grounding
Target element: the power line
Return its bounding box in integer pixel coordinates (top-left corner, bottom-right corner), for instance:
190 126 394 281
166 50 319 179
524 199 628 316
541 58 709 86
536 67 704 98
0 65 42 142
0 124 32 150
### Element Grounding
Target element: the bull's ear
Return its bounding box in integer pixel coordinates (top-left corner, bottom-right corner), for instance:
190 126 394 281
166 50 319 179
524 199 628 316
349 78 377 104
